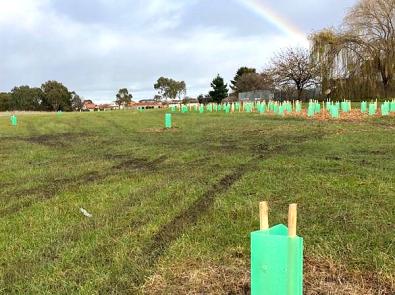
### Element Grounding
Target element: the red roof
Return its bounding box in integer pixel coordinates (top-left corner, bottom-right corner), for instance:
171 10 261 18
84 102 96 109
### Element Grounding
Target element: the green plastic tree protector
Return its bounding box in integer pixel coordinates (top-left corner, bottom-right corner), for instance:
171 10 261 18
251 224 303 295
10 115 17 126
381 103 390 116
361 101 367 113
368 103 376 116
315 103 320 113
295 103 302 113
278 105 285 116
164 113 172 128
330 105 339 118
199 105 204 113
307 104 315 117
390 101 395 112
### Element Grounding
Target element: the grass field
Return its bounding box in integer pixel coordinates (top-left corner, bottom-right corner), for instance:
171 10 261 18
0 110 394 294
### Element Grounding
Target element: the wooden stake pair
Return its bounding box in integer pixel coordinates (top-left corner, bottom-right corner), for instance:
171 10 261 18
259 201 298 237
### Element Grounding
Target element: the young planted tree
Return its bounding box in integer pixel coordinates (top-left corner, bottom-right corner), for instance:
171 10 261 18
154 77 186 100
270 48 318 100
115 88 133 107
209 74 229 103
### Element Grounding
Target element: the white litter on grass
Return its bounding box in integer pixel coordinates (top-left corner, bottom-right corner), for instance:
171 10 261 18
80 208 92 218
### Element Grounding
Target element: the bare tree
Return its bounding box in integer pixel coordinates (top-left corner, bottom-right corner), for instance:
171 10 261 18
270 47 318 100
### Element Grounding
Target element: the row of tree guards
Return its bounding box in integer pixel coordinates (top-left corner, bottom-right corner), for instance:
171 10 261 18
251 202 303 294
168 99 395 118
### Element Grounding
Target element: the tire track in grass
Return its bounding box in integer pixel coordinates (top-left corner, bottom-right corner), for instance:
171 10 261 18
119 160 257 289
131 133 327 288
0 155 168 217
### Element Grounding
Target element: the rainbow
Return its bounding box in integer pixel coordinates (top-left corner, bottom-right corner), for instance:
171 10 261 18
235 0 308 45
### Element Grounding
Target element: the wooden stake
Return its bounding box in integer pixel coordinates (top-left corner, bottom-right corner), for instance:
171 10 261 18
259 201 269 230
288 204 297 237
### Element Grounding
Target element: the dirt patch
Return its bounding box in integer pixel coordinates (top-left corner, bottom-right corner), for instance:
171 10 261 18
304 256 394 295
112 155 167 171
142 258 250 295
140 127 180 133
24 133 90 147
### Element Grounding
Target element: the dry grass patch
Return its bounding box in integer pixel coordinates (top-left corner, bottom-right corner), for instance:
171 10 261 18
142 256 394 295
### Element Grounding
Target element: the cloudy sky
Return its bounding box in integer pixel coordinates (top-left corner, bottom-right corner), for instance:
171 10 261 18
0 0 357 103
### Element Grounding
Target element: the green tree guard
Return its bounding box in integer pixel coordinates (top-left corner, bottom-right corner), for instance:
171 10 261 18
315 103 320 113
361 101 367 113
368 103 376 116
295 102 302 113
330 105 339 118
251 202 303 295
10 115 17 126
381 102 390 116
164 113 172 128
199 105 204 113
279 105 285 116
390 101 395 112
307 104 315 117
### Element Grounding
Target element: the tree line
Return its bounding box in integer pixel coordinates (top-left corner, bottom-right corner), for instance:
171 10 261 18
0 81 83 112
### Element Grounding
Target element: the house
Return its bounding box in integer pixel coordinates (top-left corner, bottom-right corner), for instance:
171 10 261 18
97 104 115 111
82 100 96 112
128 100 163 110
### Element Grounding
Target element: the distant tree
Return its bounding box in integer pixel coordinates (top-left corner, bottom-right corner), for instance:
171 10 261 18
71 91 83 111
153 94 162 102
209 75 228 103
154 77 186 100
115 88 133 107
270 48 318 100
235 72 274 94
230 67 257 93
10 86 45 111
0 92 11 111
41 81 72 111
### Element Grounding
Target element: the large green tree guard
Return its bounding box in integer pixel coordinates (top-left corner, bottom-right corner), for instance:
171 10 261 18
251 224 303 295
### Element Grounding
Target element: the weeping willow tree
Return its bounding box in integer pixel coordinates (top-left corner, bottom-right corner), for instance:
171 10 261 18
311 0 395 100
